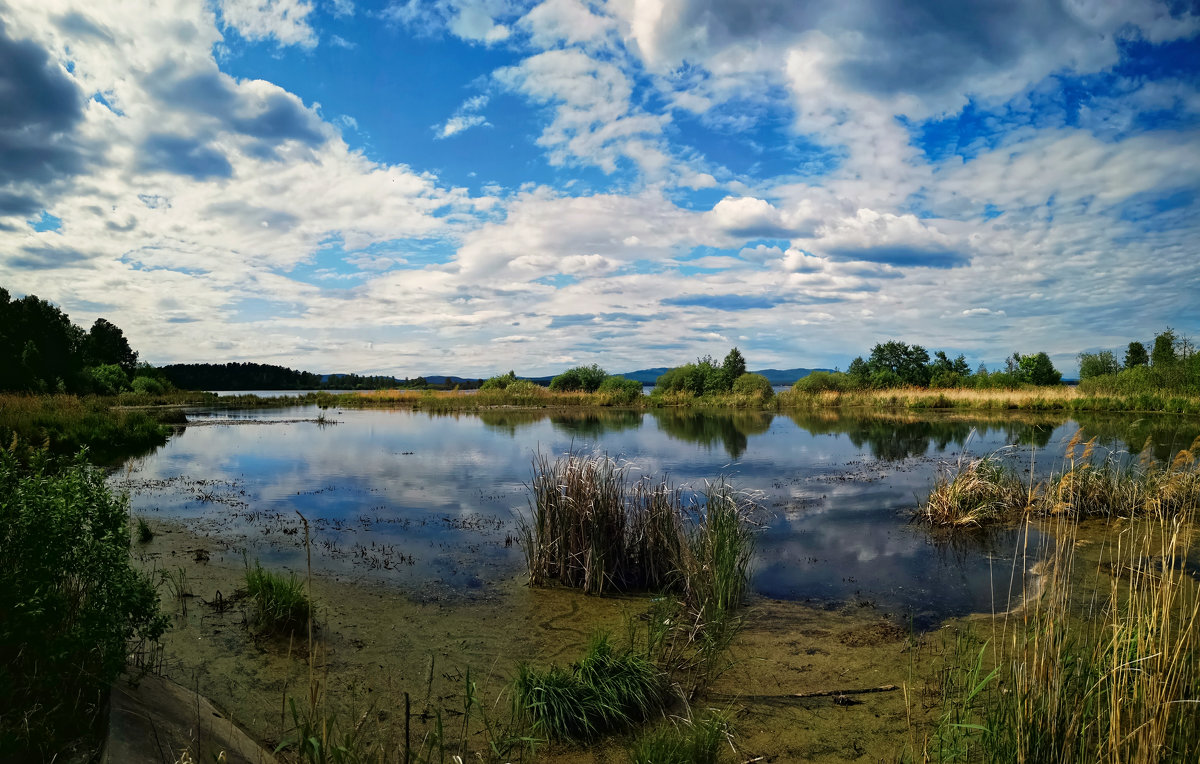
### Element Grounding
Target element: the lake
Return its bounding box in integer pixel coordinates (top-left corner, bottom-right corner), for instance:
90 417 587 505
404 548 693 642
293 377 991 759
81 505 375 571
115 403 1200 629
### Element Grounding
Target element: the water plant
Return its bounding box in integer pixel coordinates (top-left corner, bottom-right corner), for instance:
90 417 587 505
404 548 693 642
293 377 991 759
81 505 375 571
244 558 312 635
916 454 1029 527
512 632 664 742
136 516 154 543
627 710 732 764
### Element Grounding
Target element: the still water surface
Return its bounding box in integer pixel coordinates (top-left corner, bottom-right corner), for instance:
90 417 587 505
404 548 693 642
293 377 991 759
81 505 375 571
117 404 1200 628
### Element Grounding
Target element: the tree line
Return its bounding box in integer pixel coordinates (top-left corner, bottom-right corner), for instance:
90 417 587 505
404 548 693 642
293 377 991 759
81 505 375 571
1077 328 1200 395
0 288 166 395
796 341 1064 393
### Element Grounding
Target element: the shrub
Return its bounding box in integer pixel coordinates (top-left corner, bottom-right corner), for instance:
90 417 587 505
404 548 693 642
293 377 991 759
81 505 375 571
731 372 773 400
480 371 518 390
598 375 643 405
550 364 608 392
791 371 853 394
0 449 167 758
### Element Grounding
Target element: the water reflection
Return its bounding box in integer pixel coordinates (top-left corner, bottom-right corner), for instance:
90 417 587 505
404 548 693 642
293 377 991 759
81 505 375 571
785 410 1062 460
650 410 773 460
117 406 1200 626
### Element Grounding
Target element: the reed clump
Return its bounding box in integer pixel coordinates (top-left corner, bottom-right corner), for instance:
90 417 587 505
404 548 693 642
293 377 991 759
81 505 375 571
917 434 1200 527
628 710 732 764
244 559 313 635
522 452 758 613
916 455 1030 527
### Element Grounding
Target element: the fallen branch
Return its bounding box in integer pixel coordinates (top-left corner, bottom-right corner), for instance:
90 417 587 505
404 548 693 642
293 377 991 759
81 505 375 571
790 684 898 699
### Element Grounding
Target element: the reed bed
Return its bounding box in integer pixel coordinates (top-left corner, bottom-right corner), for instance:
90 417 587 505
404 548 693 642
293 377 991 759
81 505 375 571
925 512 1200 761
0 393 171 461
917 434 1200 526
780 385 1200 415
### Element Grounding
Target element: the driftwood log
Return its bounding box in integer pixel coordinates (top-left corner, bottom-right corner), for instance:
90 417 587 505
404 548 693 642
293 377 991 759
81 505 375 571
790 684 899 699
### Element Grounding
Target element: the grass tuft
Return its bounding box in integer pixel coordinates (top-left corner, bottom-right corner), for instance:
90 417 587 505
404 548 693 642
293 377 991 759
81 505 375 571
244 558 312 635
513 632 664 742
628 710 732 764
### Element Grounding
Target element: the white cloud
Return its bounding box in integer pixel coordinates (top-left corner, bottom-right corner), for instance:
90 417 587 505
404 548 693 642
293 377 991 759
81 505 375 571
520 0 616 48
434 94 491 138
218 0 317 47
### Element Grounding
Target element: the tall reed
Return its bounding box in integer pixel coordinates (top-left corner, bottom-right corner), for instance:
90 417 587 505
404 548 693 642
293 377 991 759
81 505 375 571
923 479 1200 761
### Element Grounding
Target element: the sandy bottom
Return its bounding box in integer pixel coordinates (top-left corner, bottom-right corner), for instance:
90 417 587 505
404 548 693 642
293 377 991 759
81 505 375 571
133 520 961 763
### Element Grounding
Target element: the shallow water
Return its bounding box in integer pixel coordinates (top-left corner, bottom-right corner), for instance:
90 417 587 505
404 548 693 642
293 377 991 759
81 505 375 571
116 404 1200 629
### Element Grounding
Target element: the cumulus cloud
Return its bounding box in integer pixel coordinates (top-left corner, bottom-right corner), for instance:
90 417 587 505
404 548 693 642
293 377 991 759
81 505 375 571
0 21 90 218
381 0 514 44
218 0 317 47
800 209 970 269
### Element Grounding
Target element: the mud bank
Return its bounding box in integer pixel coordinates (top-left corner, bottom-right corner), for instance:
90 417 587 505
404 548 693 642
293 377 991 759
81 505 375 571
130 518 950 762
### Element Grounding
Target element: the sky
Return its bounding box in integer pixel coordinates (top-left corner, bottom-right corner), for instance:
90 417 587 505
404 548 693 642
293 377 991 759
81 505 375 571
1 0 1199 378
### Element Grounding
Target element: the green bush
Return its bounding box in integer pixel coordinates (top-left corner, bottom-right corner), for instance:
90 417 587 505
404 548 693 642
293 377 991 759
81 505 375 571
0 449 167 758
129 375 166 395
598 375 642 405
550 364 608 392
791 370 853 393
480 370 518 390
731 372 773 399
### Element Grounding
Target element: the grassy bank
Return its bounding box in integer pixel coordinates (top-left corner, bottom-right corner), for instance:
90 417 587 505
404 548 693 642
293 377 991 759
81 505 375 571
0 394 176 462
315 384 1200 416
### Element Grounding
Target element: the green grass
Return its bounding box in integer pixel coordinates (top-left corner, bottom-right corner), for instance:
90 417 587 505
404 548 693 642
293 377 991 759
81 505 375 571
244 559 313 635
628 710 731 764
136 516 154 543
513 632 664 742
0 393 173 463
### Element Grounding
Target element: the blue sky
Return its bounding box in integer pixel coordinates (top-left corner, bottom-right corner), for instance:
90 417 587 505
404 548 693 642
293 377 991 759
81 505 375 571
1 0 1198 377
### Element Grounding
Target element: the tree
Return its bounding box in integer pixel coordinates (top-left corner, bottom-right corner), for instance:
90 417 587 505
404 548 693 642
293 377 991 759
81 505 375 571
1152 328 1178 368
867 341 931 386
1125 341 1149 369
1078 350 1120 380
86 318 138 374
1017 352 1062 386
721 347 747 382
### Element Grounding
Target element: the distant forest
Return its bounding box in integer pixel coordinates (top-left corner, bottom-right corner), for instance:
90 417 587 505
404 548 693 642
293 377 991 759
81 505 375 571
159 363 472 391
